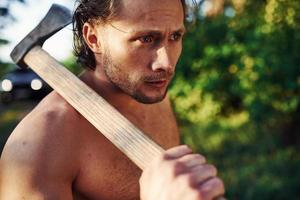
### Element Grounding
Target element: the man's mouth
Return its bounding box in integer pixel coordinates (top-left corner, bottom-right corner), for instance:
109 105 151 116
144 79 168 88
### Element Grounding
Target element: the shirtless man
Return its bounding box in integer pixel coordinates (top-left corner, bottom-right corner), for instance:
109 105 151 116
0 0 224 199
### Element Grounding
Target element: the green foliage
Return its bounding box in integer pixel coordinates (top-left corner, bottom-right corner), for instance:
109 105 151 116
63 55 83 75
170 0 300 199
0 30 11 78
0 0 299 198
0 62 12 78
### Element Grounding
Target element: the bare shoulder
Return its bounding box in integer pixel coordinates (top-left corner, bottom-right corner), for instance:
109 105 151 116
1 91 82 183
3 91 83 149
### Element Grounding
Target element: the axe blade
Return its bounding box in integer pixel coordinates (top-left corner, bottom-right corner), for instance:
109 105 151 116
10 4 72 68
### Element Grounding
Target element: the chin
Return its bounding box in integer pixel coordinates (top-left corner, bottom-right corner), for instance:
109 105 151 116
135 96 165 104
132 91 167 104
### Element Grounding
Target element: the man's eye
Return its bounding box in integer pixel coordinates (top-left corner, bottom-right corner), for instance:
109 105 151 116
139 35 154 43
170 33 182 41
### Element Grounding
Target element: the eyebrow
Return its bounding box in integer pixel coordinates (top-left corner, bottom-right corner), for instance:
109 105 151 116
130 27 186 35
109 23 186 35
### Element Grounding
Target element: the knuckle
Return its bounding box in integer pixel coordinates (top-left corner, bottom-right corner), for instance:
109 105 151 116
164 145 192 159
206 164 217 176
207 177 225 194
173 160 186 174
194 154 206 163
162 152 172 160
181 144 192 151
178 153 207 169
197 177 225 200
161 151 171 161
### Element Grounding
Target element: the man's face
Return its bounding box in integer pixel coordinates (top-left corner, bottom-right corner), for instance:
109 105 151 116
96 0 185 104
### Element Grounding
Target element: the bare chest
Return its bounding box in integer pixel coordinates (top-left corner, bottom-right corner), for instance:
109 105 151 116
73 106 179 200
74 145 142 200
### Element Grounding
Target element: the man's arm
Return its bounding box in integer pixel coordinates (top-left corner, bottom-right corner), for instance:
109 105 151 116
0 97 81 200
139 145 225 200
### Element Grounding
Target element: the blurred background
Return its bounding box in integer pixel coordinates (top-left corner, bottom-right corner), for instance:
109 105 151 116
0 0 299 199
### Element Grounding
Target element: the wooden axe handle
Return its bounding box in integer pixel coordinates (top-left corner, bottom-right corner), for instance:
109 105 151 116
24 46 225 200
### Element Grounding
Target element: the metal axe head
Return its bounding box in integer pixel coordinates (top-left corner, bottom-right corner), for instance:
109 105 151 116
10 4 72 68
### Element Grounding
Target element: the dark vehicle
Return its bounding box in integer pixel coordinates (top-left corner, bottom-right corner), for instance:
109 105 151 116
0 68 52 103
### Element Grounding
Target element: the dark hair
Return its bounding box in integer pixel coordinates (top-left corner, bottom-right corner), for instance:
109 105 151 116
73 0 186 70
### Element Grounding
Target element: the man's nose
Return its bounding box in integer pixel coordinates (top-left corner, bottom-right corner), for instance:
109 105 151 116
151 46 173 72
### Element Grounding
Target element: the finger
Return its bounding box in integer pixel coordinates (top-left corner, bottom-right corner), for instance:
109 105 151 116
190 164 217 186
164 145 193 160
199 177 225 200
178 154 206 168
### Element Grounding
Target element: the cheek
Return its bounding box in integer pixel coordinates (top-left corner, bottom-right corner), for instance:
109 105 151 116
109 42 150 72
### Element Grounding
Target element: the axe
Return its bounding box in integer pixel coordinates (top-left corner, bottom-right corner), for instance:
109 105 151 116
11 4 225 199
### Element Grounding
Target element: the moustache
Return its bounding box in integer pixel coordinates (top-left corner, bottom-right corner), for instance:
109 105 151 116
143 70 174 82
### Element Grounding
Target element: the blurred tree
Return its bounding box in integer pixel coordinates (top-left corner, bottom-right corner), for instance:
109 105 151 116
170 0 300 199
63 55 83 75
0 0 78 77
0 0 26 76
0 38 10 75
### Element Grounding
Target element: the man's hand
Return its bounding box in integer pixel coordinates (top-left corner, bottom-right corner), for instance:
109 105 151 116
139 145 225 200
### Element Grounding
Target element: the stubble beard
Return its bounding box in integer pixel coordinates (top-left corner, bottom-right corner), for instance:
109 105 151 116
102 51 172 104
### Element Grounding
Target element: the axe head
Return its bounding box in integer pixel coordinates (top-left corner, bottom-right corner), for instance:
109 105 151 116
10 4 72 68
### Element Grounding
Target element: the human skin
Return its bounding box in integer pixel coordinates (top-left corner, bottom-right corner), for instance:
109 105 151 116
0 0 224 199
82 0 185 104
140 145 225 200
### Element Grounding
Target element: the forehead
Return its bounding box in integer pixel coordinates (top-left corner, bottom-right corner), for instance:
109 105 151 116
112 0 184 32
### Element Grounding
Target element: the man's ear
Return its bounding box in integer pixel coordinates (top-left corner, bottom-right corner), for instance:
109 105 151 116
82 22 102 54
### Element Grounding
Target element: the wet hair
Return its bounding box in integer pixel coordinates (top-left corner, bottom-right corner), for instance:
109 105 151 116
72 0 186 70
